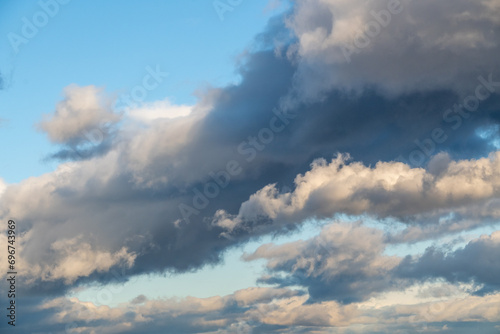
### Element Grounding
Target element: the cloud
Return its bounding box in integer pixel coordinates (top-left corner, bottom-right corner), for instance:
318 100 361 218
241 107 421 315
20 287 303 334
245 223 401 303
0 178 6 197
2 3 500 325
127 98 193 123
2 215 499 333
390 293 500 324
0 231 136 291
4 84 500 296
213 151 500 237
40 237 136 284
243 219 500 306
6 283 500 333
397 231 500 294
286 0 500 99
37 84 121 147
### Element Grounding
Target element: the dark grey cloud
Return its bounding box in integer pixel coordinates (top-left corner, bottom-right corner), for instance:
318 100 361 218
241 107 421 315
397 231 500 295
286 0 500 99
245 223 403 303
244 222 500 307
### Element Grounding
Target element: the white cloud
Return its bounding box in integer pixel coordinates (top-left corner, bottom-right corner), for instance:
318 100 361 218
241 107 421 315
43 237 136 284
127 98 193 123
38 85 121 144
0 178 6 197
214 152 500 236
8 233 136 284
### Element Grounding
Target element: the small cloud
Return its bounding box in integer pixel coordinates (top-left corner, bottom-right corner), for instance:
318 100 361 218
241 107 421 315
131 294 148 304
37 85 121 145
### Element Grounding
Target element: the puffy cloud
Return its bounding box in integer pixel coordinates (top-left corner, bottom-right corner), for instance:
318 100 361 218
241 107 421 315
243 218 500 307
245 223 401 303
0 230 136 286
286 0 500 98
214 152 500 236
38 84 121 145
0 178 6 197
40 238 136 284
397 231 500 294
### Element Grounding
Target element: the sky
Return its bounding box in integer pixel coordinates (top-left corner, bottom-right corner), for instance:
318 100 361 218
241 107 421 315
1 0 500 333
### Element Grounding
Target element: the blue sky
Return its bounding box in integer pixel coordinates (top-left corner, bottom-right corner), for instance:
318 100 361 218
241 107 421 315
2 1 500 333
